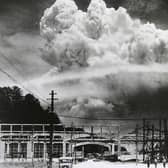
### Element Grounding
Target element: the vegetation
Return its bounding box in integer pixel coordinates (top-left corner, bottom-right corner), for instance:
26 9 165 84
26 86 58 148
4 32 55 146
0 86 60 123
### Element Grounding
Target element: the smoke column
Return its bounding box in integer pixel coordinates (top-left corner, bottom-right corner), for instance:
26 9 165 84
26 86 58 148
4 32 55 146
36 0 168 125
40 0 168 70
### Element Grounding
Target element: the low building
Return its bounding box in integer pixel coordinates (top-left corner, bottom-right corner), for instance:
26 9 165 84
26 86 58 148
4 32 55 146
0 123 122 162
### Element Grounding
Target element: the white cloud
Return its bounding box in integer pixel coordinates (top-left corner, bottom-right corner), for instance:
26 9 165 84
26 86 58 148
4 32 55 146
40 0 168 71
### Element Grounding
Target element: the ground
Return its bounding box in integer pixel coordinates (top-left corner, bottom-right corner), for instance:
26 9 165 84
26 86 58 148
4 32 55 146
74 160 165 168
0 161 48 168
0 160 166 168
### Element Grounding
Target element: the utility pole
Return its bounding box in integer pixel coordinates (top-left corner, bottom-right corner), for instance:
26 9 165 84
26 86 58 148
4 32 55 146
159 120 162 161
151 125 154 162
91 126 94 140
142 119 146 162
70 122 74 158
164 119 168 158
47 90 58 168
136 124 138 165
117 125 121 157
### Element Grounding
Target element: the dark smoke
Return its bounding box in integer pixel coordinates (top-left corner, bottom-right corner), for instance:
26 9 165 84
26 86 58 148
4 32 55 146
121 85 168 118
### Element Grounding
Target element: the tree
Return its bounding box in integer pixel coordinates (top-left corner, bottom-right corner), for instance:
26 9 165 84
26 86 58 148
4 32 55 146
0 86 60 123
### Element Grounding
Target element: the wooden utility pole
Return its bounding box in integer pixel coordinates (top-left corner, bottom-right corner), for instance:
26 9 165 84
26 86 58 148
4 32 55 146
159 120 162 161
151 125 154 162
91 126 94 140
47 90 58 168
136 124 138 165
164 120 168 158
117 125 121 157
70 122 74 158
142 119 146 162
100 127 103 138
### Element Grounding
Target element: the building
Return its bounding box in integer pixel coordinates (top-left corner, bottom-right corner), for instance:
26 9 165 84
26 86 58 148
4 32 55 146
0 123 125 162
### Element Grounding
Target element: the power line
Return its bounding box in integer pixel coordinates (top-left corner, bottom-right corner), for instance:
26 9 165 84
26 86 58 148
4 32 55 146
58 115 138 120
0 52 49 105
0 67 49 106
0 52 23 76
58 115 166 121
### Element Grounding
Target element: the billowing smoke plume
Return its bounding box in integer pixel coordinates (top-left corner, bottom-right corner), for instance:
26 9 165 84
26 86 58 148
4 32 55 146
37 0 168 124
40 0 168 71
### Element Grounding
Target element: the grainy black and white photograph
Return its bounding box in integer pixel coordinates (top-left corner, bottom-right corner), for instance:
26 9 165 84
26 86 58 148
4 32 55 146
0 0 168 167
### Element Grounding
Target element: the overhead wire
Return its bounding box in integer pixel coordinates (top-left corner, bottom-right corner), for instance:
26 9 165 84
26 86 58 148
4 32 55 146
0 54 164 122
0 52 50 105
58 115 165 121
0 66 49 106
0 65 163 122
59 115 141 121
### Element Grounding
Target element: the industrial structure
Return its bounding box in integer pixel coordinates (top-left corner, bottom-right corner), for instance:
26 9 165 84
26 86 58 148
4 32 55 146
0 123 126 162
137 119 168 162
1 119 168 163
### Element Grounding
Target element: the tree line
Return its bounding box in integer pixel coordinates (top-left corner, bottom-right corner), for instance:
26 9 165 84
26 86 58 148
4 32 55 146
0 86 60 123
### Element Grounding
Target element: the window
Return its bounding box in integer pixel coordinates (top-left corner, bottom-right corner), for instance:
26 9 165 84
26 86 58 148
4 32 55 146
34 143 44 158
5 143 7 154
53 143 63 158
60 159 72 163
34 125 43 132
12 125 21 132
20 143 27 158
23 125 33 132
47 143 63 158
9 143 18 158
1 125 10 132
44 125 50 132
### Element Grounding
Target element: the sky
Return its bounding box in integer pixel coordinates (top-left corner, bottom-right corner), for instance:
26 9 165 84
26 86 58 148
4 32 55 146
1 0 168 126
0 0 168 83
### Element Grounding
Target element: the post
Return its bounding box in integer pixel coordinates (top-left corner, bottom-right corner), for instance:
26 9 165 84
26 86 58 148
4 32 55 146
31 125 34 167
18 140 21 160
63 125 66 157
164 120 168 158
82 146 84 158
91 126 94 140
117 125 121 157
151 125 154 162
143 119 146 162
0 141 5 161
63 142 66 157
111 143 115 155
136 124 138 165
49 120 53 168
159 120 162 161
48 90 58 168
100 127 103 137
70 122 73 157
109 126 112 140
73 125 77 164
